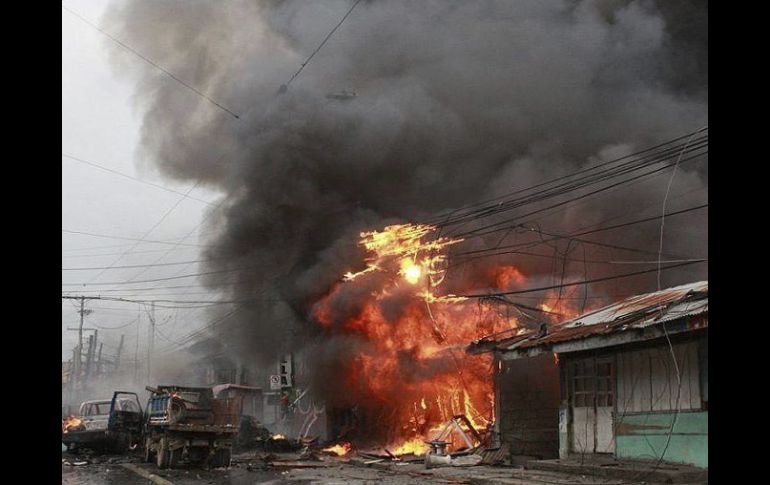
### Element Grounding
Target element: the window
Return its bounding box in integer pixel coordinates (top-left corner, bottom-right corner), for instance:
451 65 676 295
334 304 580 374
596 360 614 407
570 358 614 408
571 360 596 408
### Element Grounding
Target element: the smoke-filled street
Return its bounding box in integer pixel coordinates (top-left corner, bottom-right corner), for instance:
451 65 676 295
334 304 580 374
63 0 707 483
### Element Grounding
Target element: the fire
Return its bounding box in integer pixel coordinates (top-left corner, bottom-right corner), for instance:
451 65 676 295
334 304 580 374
400 258 423 284
391 437 429 456
314 222 588 453
62 415 83 433
538 289 595 322
323 442 352 456
272 434 286 440
343 224 463 291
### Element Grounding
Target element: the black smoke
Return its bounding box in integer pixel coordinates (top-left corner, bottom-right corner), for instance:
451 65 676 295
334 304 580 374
104 0 707 372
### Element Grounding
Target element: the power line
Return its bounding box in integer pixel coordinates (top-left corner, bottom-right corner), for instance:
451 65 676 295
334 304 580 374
428 128 707 226
62 247 201 259
455 260 707 298
432 130 707 231
62 258 213 271
84 182 201 284
454 148 707 239
62 153 215 205
453 203 707 259
124 199 225 283
62 265 263 286
62 229 205 248
280 0 363 90
61 282 240 294
62 3 240 119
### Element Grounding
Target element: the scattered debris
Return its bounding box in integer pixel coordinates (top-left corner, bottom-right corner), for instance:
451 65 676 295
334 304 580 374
451 454 483 467
477 443 510 466
299 447 322 461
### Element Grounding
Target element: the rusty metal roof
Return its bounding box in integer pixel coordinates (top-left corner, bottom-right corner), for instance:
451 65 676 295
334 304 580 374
468 281 707 354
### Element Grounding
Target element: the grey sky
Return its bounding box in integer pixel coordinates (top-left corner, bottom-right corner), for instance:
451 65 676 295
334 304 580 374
62 0 221 361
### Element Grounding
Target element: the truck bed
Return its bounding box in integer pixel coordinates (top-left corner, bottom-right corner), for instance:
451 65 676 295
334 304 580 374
159 423 239 433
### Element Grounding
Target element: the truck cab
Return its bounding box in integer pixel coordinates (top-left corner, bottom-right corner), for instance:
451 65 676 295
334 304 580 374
62 391 143 453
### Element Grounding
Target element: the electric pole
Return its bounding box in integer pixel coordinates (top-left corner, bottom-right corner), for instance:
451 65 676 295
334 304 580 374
65 296 92 404
115 334 125 373
147 302 155 384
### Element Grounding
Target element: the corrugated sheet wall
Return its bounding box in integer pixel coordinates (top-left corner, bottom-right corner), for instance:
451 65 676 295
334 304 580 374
616 340 701 413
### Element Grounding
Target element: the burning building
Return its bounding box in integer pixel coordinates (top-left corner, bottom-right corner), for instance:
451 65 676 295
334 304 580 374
103 0 708 457
469 280 708 468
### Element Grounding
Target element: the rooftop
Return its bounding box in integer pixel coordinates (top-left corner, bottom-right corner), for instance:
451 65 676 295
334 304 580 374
467 280 708 357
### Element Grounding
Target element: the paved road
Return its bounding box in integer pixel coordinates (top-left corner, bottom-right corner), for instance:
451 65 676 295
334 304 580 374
62 449 678 485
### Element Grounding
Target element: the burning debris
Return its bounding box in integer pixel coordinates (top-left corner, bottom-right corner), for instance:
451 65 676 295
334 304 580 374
322 442 353 457
62 415 83 434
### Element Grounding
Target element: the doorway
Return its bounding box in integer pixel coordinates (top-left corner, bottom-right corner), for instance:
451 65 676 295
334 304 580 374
568 356 615 454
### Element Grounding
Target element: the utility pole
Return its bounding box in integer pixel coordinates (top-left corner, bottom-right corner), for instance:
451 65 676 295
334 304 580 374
134 311 140 384
67 307 94 405
147 302 155 383
84 333 95 387
115 334 125 373
74 297 84 398
96 342 103 377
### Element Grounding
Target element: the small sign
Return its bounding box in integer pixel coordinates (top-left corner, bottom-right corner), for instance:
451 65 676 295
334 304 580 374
269 375 281 390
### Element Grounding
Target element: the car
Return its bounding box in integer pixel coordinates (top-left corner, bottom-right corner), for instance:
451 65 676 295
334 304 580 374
62 391 143 453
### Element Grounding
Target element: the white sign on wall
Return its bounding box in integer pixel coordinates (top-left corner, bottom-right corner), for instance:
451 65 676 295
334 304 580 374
269 375 282 390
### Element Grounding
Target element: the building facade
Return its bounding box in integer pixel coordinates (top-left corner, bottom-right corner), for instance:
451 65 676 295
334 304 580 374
470 281 708 468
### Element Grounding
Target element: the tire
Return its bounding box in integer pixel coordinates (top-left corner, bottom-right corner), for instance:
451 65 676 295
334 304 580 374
220 448 231 467
188 447 207 465
168 446 180 468
156 436 169 469
144 437 154 463
211 448 231 468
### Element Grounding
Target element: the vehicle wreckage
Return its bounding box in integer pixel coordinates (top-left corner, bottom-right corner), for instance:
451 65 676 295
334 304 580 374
62 391 143 453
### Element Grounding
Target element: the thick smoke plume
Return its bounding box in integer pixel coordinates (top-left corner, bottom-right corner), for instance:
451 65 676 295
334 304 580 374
105 0 707 422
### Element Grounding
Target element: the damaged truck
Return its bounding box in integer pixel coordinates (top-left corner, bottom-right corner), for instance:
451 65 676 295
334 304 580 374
62 391 144 453
143 385 240 469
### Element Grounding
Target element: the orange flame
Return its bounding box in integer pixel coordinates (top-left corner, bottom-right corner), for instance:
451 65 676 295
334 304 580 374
323 442 352 456
391 437 429 456
62 415 83 433
343 224 463 294
315 222 595 452
272 434 286 440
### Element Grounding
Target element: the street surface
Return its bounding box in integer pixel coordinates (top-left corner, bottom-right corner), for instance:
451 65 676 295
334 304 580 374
62 449 688 485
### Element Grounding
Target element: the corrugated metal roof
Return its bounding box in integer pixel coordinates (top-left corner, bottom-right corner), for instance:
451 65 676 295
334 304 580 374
468 281 707 354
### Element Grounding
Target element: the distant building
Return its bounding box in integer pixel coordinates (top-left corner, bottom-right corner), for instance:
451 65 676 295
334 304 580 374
468 281 708 468
184 337 328 441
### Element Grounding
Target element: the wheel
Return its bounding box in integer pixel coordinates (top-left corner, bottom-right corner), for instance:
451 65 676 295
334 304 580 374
144 437 154 463
220 448 231 467
156 436 169 469
188 447 208 464
210 448 231 468
168 446 181 468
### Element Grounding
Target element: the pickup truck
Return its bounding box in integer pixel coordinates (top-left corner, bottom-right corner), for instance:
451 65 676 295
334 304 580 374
143 385 240 469
62 391 143 453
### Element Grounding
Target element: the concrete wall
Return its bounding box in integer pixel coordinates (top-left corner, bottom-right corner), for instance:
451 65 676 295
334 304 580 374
615 411 708 468
496 352 561 459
